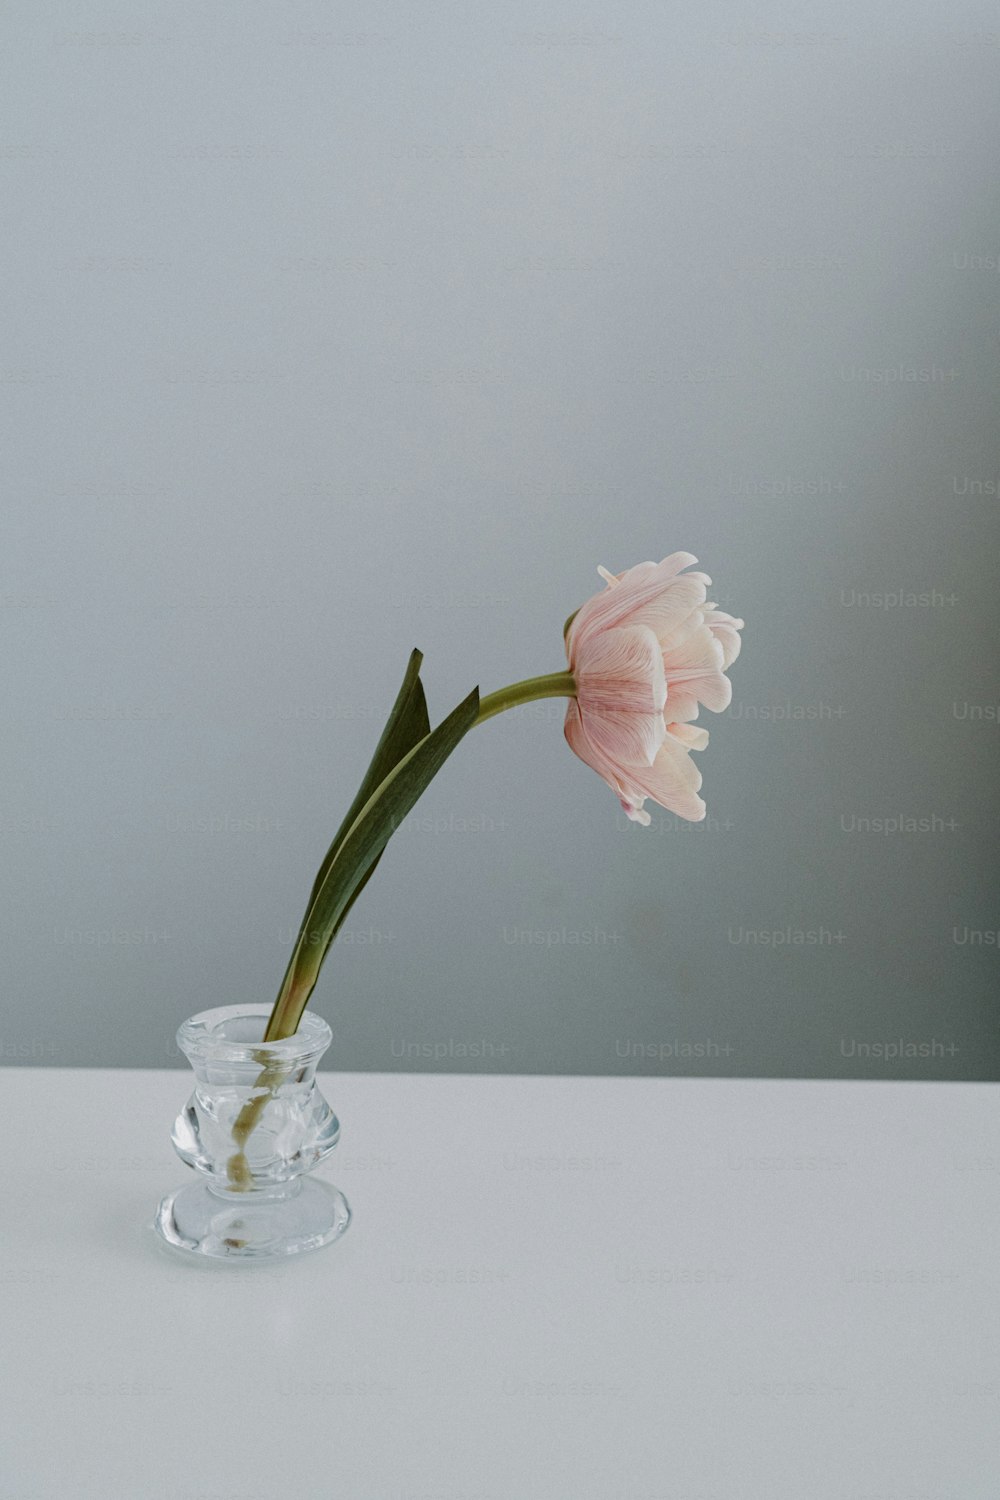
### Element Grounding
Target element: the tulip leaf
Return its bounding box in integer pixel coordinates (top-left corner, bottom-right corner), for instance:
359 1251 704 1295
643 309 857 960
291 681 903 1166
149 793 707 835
306 647 430 910
266 682 480 1039
270 648 431 1027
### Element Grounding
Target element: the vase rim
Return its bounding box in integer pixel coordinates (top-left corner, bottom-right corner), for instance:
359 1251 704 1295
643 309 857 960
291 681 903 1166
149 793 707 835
176 1004 332 1065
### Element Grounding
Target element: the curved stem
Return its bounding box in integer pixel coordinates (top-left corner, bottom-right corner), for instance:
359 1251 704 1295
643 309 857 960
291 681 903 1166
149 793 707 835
475 670 577 724
226 666 578 1182
264 670 576 1045
225 1051 291 1191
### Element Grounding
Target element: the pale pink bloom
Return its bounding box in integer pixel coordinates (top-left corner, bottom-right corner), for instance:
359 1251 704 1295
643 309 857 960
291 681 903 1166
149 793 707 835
563 554 744 824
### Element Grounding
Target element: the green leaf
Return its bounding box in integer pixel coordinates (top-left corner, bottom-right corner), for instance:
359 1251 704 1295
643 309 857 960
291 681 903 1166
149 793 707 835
270 649 430 1024
306 648 430 910
563 607 580 640
266 682 480 1039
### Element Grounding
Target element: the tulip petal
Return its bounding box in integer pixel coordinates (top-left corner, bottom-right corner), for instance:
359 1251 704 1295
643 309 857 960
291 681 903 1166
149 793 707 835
667 722 710 751
619 575 711 649
663 620 726 675
568 556 707 655
663 622 732 716
656 605 714 657
657 551 701 574
628 731 707 822
663 697 702 724
564 701 651 822
624 802 652 826
584 706 668 768
704 608 744 669
572 624 667 766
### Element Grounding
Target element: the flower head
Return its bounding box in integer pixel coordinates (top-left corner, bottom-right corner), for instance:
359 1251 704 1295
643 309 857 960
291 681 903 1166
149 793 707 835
563 553 744 824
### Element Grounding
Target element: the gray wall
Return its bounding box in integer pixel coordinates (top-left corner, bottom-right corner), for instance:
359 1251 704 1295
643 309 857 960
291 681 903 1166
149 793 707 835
2 1 997 1079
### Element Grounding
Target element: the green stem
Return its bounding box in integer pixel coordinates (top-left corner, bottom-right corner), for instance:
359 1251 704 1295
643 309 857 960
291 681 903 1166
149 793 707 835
224 667 578 1186
475 670 577 724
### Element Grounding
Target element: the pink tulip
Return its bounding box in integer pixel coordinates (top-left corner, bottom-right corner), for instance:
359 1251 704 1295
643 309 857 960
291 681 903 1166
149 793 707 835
563 554 744 824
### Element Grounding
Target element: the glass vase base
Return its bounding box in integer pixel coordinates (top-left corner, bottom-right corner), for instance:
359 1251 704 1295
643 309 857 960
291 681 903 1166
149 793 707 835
153 1178 351 1261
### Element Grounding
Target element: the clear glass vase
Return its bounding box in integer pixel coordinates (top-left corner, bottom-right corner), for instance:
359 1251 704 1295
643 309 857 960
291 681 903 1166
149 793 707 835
152 1004 351 1261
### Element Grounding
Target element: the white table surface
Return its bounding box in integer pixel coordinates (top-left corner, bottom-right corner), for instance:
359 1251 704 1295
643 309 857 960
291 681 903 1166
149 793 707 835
1 1068 997 1500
